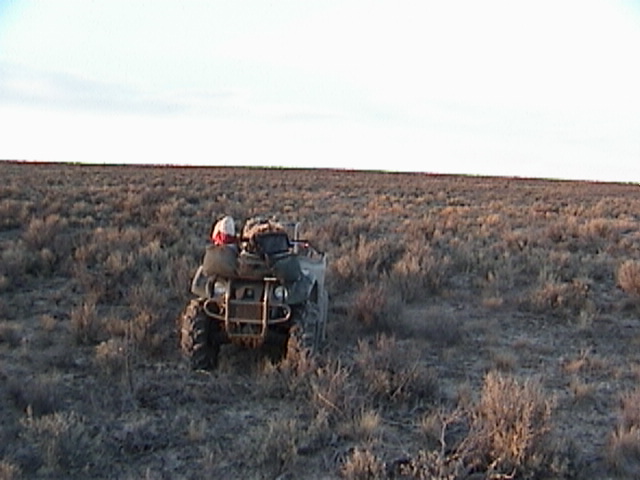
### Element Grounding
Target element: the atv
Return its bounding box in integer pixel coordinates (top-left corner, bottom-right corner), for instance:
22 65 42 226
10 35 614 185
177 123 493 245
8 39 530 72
178 219 328 370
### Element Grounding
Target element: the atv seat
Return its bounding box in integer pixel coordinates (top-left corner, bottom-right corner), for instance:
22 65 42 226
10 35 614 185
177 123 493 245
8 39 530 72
253 231 291 259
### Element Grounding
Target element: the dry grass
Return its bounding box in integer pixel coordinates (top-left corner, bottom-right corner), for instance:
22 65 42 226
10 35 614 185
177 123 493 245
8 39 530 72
0 460 21 480
1 162 640 478
340 447 385 480
456 371 557 478
348 283 403 333
608 388 640 476
618 260 640 298
7 376 63 417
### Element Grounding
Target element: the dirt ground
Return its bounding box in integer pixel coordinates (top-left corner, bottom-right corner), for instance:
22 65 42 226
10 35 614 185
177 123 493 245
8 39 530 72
1 162 640 479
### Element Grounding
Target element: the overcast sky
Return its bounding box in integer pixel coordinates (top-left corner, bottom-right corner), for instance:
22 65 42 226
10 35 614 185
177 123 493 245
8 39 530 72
1 1 639 182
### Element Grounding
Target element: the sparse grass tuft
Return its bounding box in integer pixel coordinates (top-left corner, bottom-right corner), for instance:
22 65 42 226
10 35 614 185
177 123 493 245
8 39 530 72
389 244 451 301
70 300 102 345
8 376 63 417
525 273 590 316
422 314 465 348
259 418 299 476
310 359 360 426
21 411 104 473
0 460 21 480
461 371 555 477
400 448 463 480
354 334 436 405
94 338 129 376
349 283 403 333
618 260 640 298
0 322 22 348
608 388 640 476
340 447 385 480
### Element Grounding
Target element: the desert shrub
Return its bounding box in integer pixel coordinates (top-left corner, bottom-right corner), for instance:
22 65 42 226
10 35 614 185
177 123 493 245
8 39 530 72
348 283 403 333
400 448 464 480
0 322 22 348
257 337 317 400
389 244 452 302
313 216 377 250
0 242 27 287
111 414 166 455
258 418 300 476
127 273 174 355
329 236 404 292
7 376 63 417
70 300 103 345
128 311 166 355
95 338 130 376
461 371 555 477
352 409 382 443
421 314 465 348
579 218 614 241
21 411 105 473
354 334 437 405
0 460 21 480
608 388 640 476
310 359 361 427
21 214 68 252
545 218 579 244
617 260 640 298
0 199 29 231
523 270 590 316
340 447 385 480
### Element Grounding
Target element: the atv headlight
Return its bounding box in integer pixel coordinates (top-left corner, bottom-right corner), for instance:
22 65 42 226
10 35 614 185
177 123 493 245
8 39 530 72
273 285 288 302
213 280 227 298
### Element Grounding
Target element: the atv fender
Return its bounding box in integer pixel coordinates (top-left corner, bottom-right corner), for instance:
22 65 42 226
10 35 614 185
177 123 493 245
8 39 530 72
286 274 314 305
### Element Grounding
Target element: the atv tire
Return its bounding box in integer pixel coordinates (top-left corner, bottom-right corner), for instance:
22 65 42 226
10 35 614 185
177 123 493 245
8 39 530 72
179 299 219 370
286 301 322 359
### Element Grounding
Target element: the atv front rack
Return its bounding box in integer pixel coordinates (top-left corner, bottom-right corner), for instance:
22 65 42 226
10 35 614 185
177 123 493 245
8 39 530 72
202 276 292 345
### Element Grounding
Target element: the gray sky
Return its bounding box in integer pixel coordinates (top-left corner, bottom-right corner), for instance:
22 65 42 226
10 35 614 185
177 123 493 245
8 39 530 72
1 1 639 181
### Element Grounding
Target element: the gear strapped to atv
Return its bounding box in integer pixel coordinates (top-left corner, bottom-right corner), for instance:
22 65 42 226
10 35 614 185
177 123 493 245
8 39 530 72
178 218 328 370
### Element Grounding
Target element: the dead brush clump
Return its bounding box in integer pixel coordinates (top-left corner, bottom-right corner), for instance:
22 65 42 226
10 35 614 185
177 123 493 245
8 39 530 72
310 358 363 431
0 322 22 348
256 338 318 400
258 417 300 477
70 299 103 345
607 387 640 476
329 236 404 292
315 216 377 249
460 371 558 478
127 275 173 356
20 215 75 275
348 283 403 333
21 215 68 252
579 217 615 241
422 313 465 349
94 337 130 376
7 375 63 417
0 199 29 231
389 244 452 302
617 260 640 299
0 242 27 287
339 447 385 480
0 460 21 480
354 334 437 406
523 270 590 317
21 411 106 474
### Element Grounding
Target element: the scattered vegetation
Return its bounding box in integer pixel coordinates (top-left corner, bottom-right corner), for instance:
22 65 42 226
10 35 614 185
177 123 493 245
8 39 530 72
0 161 639 478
